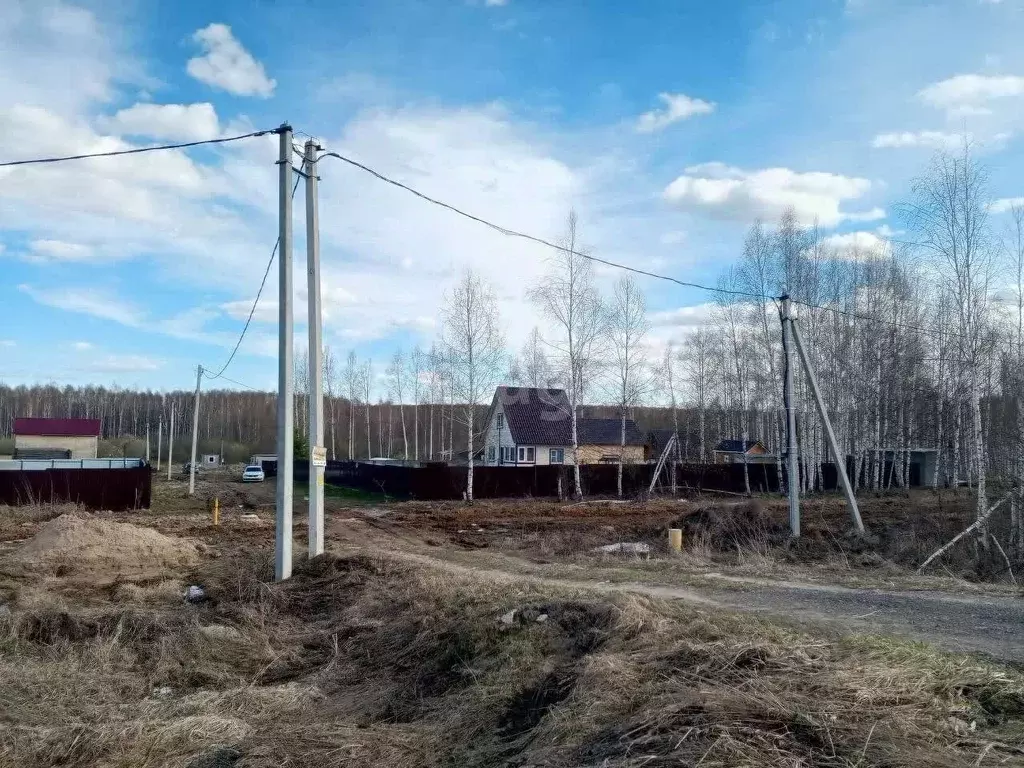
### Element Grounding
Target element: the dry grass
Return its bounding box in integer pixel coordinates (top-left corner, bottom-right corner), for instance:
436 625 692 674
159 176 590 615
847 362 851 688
0 537 1022 767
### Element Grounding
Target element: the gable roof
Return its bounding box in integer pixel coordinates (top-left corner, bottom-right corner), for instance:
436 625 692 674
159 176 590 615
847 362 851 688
14 418 101 437
578 417 645 446
714 439 763 453
491 386 572 446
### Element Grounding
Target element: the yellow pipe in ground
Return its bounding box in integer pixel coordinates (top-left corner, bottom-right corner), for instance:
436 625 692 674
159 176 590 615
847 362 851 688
213 497 220 526
668 528 683 553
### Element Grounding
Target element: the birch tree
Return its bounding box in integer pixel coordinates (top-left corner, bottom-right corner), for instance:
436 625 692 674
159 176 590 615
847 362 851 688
607 275 651 497
528 210 606 499
906 141 994 549
387 349 409 459
409 346 424 461
343 351 359 459
440 269 506 501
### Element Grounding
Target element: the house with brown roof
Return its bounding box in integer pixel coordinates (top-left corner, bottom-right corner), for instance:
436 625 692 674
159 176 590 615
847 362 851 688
13 418 101 459
481 386 645 466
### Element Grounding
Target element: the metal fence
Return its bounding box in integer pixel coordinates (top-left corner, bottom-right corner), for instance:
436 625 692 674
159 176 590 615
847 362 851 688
0 465 151 510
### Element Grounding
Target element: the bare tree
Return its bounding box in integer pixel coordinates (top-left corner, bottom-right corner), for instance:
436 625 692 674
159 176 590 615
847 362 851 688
409 346 424 461
607 275 651 497
518 327 552 388
360 360 373 458
905 140 994 549
1004 204 1024 558
440 270 506 500
323 346 338 459
343 351 359 459
681 327 716 462
528 211 606 499
387 349 409 459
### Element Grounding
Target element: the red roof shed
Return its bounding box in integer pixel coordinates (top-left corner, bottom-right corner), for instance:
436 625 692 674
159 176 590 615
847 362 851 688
14 418 101 437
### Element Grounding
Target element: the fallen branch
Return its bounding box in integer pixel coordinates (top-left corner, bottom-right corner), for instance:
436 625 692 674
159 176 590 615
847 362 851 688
917 493 1012 573
568 499 631 507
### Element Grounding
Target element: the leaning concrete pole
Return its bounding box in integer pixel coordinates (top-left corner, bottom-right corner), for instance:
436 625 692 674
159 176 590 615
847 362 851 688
790 317 865 534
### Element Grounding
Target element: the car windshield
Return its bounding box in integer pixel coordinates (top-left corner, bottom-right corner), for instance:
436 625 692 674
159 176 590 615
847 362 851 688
244 466 261 472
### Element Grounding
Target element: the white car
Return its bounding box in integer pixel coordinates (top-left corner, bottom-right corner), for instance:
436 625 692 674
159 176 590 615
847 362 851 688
241 465 265 483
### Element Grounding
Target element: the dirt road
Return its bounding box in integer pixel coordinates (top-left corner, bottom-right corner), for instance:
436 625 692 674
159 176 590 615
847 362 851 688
329 516 1024 663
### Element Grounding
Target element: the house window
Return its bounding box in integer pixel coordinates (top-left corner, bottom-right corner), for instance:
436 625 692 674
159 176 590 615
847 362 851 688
517 446 535 463
501 446 514 463
487 445 495 462
549 448 564 464
497 414 504 429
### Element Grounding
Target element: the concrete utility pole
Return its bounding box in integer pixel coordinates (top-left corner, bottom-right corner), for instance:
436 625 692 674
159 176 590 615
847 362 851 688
305 138 325 558
146 422 151 464
167 401 174 482
157 419 162 472
781 297 800 536
790 318 865 534
189 365 202 496
275 124 295 581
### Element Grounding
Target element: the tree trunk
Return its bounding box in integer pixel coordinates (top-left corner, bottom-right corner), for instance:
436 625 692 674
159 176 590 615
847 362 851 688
970 366 988 551
466 405 474 501
617 409 625 498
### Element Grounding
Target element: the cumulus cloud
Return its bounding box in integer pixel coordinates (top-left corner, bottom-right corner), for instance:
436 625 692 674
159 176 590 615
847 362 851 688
662 162 879 226
97 102 220 142
72 341 93 350
186 23 275 97
918 74 1024 114
872 130 962 149
820 231 892 260
648 303 717 330
636 93 715 133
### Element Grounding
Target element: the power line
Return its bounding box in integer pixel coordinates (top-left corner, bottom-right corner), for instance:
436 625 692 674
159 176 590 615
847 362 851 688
205 172 303 381
317 150 768 302
202 372 263 392
789 297 967 341
0 129 275 169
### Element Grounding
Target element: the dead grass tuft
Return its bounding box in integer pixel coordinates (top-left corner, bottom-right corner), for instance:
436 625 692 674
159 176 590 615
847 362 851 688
1 542 1022 767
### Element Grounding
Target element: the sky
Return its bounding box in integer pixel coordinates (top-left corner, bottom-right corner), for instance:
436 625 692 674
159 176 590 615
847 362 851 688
2 0 1024 393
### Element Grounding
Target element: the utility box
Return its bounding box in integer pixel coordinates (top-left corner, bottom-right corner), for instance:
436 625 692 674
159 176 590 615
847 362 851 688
201 453 221 467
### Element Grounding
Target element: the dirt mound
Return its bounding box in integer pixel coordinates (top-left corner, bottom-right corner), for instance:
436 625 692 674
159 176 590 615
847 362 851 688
676 500 789 550
9 514 200 584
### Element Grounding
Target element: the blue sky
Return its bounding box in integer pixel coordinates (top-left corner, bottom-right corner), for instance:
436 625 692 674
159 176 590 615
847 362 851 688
2 0 1024 393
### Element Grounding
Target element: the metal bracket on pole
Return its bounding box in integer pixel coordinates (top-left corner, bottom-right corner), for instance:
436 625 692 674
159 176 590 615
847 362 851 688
781 297 800 537
790 318 866 534
305 139 325 558
276 124 295 581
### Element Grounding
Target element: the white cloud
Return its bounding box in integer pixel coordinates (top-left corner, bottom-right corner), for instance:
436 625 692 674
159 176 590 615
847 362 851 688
485 0 509 5
72 341 93 350
86 354 163 373
662 162 879 226
186 23 275 97
989 196 1024 213
919 74 1024 114
0 340 15 348
97 102 220 142
18 284 145 327
872 130 962 149
22 239 130 265
820 231 892 260
636 93 715 134
659 230 687 245
648 303 717 329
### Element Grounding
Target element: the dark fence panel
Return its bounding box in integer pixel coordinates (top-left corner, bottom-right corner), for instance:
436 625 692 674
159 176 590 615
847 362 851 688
0 467 152 510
